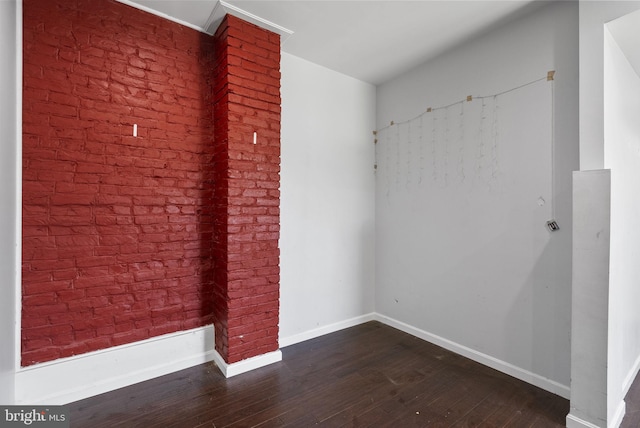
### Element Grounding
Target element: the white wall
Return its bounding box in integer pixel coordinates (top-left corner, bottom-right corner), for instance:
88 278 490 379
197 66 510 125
579 1 640 170
375 1 577 396
604 24 640 426
279 52 376 345
0 0 19 405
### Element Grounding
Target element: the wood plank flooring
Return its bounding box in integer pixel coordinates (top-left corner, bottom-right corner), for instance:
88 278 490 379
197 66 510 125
68 322 569 427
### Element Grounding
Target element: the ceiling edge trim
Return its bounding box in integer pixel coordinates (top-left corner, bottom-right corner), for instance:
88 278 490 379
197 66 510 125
204 0 294 42
115 0 208 34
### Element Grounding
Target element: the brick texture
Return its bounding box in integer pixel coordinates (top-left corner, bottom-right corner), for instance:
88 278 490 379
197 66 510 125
21 0 219 365
22 0 280 368
212 15 281 364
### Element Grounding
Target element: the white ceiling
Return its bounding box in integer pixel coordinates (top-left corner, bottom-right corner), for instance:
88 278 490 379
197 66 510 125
124 0 544 85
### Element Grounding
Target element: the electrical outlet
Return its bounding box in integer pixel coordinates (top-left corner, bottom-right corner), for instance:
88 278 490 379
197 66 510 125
546 220 559 232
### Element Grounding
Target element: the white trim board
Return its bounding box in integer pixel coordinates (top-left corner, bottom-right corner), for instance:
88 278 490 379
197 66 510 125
279 313 376 348
373 314 571 400
15 325 217 405
566 407 625 428
623 352 640 400
566 414 605 428
280 313 569 399
116 0 293 43
212 349 282 378
609 401 626 428
567 401 626 428
15 313 374 404
115 0 206 33
15 312 572 405
204 0 293 41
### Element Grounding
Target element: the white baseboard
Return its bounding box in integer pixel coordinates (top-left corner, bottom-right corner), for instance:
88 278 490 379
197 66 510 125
374 314 571 399
15 325 216 405
14 312 574 407
565 400 625 428
566 413 604 428
212 349 282 378
279 313 376 348
623 352 640 398
609 401 626 428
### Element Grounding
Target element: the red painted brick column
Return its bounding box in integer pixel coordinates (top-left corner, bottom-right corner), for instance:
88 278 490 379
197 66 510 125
212 15 281 364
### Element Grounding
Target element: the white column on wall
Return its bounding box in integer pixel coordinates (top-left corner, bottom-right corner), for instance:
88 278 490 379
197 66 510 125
567 170 610 428
0 0 19 405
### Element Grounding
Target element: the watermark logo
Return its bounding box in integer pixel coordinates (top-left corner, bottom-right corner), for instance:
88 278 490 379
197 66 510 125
1 406 68 428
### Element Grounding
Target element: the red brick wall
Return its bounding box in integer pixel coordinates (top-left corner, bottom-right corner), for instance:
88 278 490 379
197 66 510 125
21 0 217 365
22 0 281 368
212 15 280 364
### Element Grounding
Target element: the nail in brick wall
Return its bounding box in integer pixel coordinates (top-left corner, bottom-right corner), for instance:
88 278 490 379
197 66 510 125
212 15 281 364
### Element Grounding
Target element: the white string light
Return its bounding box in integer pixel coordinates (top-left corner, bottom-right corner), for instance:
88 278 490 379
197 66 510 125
375 74 549 134
443 105 450 187
477 98 487 182
395 122 400 190
431 109 437 183
490 95 500 185
373 72 555 205
407 121 412 188
385 127 391 200
418 115 425 184
458 101 466 183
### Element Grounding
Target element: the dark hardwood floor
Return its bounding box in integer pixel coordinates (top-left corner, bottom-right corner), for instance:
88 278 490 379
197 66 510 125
68 322 570 427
